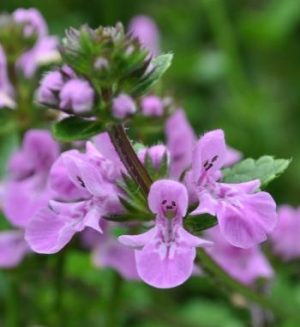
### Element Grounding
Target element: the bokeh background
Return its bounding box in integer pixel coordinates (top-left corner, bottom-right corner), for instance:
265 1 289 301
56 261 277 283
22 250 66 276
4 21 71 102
1 0 300 326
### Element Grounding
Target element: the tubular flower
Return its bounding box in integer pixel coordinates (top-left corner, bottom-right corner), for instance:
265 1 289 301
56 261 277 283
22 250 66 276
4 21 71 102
119 180 212 288
25 139 122 254
206 227 273 285
3 130 59 228
271 205 300 260
190 130 277 249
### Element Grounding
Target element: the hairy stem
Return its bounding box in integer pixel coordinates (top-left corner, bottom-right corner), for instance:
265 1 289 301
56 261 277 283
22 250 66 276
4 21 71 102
108 123 152 196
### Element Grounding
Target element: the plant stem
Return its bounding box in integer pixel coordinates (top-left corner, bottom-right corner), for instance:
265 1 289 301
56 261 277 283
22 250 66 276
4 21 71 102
54 252 65 327
108 123 152 197
105 272 123 327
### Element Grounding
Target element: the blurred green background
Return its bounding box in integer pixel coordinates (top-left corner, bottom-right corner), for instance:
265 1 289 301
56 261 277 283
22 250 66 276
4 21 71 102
1 0 300 326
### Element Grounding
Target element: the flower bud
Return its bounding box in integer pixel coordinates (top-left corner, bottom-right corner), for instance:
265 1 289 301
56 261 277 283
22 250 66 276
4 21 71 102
141 95 164 117
37 70 64 106
138 144 169 170
112 93 136 119
59 78 95 114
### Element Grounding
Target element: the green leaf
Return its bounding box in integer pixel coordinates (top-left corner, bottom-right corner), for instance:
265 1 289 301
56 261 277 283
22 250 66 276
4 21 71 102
52 116 104 141
184 214 218 235
130 53 173 96
222 156 291 187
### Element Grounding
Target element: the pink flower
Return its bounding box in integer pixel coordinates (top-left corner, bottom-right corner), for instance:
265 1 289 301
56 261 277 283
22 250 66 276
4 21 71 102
86 224 139 280
59 79 95 114
165 110 196 178
190 130 277 249
0 231 30 268
119 180 212 288
37 70 64 106
13 8 48 39
141 95 164 117
17 36 59 78
128 15 160 56
271 206 300 260
138 144 169 171
0 46 15 109
25 140 122 254
112 93 136 119
206 227 273 285
3 130 59 228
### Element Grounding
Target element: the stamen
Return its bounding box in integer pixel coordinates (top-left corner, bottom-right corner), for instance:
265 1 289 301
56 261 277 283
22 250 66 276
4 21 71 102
211 155 218 162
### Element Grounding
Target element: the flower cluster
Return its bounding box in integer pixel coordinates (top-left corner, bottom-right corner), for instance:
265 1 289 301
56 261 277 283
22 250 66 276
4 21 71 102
0 8 59 109
0 10 290 294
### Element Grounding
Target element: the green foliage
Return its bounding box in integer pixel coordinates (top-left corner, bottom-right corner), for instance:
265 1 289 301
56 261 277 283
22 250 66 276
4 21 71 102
184 214 218 235
222 156 291 187
130 54 173 96
52 116 104 141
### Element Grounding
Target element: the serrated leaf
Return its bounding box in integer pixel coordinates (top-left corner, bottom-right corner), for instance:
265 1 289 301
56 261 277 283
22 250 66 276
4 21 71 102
52 116 104 142
222 156 291 187
184 214 218 236
130 53 173 96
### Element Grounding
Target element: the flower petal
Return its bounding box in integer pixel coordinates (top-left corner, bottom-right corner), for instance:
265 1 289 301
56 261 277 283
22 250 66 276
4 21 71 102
135 242 196 288
0 231 29 268
118 227 156 248
25 207 77 254
148 180 188 217
192 129 226 182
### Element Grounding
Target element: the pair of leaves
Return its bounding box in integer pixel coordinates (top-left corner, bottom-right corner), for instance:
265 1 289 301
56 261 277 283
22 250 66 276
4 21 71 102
222 155 291 188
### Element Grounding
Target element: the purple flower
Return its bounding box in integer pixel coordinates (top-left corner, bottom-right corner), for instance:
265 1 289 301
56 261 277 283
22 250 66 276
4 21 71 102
190 129 277 249
93 132 125 172
206 227 273 285
13 8 48 39
271 206 300 260
0 231 30 268
59 79 95 114
37 70 64 106
17 36 59 78
129 15 160 56
165 109 196 178
0 46 15 109
87 224 139 280
3 130 59 228
112 93 136 119
141 95 164 117
49 154 89 202
138 144 169 170
25 141 122 254
119 180 212 288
